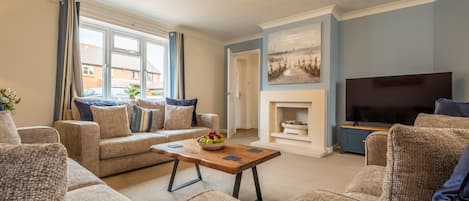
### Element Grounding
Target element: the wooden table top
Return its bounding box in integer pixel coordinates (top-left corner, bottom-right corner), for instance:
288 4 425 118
150 139 281 174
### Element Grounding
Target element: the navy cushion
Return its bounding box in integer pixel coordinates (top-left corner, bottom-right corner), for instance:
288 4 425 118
74 99 118 121
166 97 198 126
435 98 469 117
433 145 469 201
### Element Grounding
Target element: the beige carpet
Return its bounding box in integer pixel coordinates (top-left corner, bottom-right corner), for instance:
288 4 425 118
103 130 365 201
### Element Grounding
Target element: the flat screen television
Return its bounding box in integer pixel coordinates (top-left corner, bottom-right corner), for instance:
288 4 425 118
346 72 452 125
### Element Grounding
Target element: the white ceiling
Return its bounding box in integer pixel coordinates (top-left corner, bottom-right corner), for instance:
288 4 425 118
92 0 403 41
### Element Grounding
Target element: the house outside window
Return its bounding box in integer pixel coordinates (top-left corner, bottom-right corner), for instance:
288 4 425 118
79 17 169 99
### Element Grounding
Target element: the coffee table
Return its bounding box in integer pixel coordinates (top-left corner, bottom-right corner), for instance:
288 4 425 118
150 139 281 201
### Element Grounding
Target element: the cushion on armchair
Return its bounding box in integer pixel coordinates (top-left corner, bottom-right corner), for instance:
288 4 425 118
433 145 469 201
0 111 20 144
380 124 469 201
0 143 68 200
414 113 469 129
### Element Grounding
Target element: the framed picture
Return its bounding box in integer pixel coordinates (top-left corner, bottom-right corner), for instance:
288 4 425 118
267 23 322 85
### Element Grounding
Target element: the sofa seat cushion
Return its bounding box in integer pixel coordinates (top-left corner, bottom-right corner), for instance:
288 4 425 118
157 127 210 142
345 165 385 197
292 190 359 201
67 158 103 191
100 133 168 160
344 192 378 201
66 184 130 201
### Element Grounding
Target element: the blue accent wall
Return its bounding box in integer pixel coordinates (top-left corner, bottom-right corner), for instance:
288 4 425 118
434 0 469 101
336 3 435 133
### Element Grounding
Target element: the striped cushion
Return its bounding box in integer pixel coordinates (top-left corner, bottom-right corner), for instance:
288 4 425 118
130 105 158 132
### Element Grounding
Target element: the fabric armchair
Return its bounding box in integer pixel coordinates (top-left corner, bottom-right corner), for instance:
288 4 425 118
54 120 100 175
364 131 388 166
17 126 60 144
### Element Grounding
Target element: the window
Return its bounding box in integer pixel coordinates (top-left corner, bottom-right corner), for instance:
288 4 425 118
79 17 168 99
83 66 94 75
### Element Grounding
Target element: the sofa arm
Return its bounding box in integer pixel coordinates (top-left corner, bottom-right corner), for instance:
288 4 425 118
17 126 60 144
54 120 100 175
292 190 359 201
196 113 220 132
365 131 388 166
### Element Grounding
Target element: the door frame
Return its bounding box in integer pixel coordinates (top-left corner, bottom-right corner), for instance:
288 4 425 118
226 48 261 138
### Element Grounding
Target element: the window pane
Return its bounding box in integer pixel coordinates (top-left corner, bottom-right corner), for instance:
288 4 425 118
146 43 165 99
80 27 104 97
114 35 139 53
111 53 141 98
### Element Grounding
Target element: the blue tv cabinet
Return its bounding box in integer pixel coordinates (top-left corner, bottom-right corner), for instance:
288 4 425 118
340 124 389 155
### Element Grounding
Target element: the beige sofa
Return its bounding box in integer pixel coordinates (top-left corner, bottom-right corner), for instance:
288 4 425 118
18 126 130 201
54 98 220 177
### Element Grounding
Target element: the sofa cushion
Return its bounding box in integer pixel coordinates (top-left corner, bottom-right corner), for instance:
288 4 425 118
99 133 168 159
91 105 132 139
380 124 469 201
137 99 166 129
66 184 130 201
414 113 469 129
435 98 469 117
0 143 68 201
157 127 210 142
74 99 118 121
67 158 103 191
166 97 198 126
0 111 20 144
130 105 159 133
164 105 194 130
345 165 386 197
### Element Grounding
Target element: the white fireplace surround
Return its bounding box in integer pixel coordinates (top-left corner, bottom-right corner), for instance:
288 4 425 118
252 89 332 157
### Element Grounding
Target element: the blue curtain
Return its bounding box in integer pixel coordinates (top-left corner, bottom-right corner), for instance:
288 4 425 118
169 32 185 99
54 0 83 121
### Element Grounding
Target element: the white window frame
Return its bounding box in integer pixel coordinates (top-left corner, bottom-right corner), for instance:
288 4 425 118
80 17 169 99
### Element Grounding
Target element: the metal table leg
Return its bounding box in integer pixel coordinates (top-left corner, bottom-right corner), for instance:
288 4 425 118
167 160 203 192
232 172 243 198
252 166 263 201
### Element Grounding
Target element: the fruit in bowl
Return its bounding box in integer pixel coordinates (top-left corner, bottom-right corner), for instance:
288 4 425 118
197 131 225 151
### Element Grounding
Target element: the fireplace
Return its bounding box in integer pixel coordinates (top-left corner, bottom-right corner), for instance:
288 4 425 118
252 89 331 157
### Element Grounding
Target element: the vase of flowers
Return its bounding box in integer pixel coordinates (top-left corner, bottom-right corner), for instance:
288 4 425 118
0 88 21 111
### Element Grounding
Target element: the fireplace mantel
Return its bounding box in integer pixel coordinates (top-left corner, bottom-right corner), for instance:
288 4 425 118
251 89 332 157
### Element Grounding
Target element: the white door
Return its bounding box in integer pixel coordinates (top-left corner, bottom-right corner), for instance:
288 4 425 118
226 48 236 138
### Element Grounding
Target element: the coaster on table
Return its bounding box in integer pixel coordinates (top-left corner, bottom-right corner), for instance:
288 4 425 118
247 148 263 153
168 144 183 148
223 155 241 161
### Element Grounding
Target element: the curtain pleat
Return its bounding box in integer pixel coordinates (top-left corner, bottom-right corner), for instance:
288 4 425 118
169 32 185 99
54 0 83 121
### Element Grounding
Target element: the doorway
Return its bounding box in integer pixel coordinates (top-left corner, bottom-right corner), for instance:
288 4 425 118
227 49 261 139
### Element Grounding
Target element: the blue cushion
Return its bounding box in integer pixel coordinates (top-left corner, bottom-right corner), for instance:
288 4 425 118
74 99 118 121
166 97 198 126
435 98 469 117
433 145 469 201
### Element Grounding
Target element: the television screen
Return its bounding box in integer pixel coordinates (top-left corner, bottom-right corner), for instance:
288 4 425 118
346 72 452 125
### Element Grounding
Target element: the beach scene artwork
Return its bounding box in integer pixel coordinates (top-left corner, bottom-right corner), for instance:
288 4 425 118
267 23 322 84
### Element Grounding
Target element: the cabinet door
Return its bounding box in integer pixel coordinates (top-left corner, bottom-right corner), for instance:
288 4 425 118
342 129 372 154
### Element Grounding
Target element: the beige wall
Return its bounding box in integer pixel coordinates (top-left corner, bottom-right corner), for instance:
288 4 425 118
182 33 225 128
0 0 59 127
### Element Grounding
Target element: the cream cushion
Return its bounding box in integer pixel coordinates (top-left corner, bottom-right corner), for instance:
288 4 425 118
90 105 131 139
380 124 469 201
164 105 194 130
137 99 166 129
0 111 20 144
414 113 469 129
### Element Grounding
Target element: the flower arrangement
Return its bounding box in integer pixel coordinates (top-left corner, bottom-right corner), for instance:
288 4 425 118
0 88 21 111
